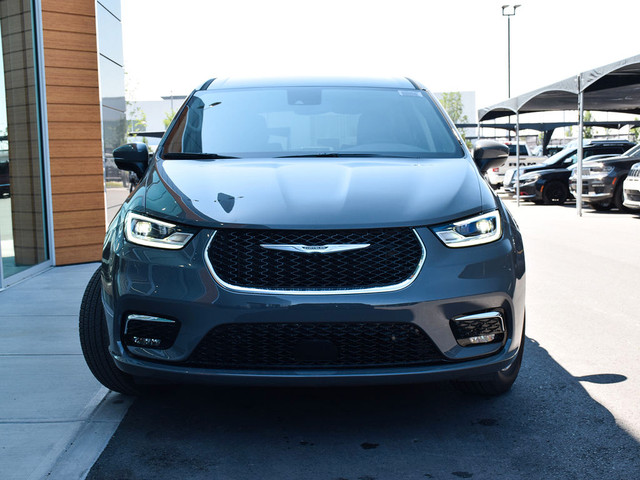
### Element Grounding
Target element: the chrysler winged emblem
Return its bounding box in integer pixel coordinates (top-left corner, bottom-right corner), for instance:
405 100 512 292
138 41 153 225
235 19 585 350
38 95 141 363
260 244 370 254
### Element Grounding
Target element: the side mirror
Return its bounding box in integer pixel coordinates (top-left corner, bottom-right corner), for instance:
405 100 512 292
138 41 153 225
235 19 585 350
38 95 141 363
473 140 509 174
113 143 149 178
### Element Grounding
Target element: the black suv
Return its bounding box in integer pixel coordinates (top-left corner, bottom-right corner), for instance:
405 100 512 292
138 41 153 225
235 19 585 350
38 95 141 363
568 142 640 211
503 140 635 201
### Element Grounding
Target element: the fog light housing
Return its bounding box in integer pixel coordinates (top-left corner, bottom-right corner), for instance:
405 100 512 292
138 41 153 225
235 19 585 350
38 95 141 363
450 311 505 347
123 314 180 350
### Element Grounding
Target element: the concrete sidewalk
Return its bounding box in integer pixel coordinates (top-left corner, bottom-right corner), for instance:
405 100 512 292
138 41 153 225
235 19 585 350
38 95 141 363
0 263 132 480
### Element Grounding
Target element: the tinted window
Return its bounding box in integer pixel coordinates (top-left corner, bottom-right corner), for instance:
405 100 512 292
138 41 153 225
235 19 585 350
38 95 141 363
562 152 578 166
508 144 527 155
162 87 463 158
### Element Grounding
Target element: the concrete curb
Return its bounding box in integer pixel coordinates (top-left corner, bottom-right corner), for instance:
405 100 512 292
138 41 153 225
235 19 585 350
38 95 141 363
43 389 134 480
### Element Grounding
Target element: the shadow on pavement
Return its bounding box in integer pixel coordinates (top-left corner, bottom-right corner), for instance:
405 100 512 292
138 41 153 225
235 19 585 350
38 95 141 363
87 338 639 480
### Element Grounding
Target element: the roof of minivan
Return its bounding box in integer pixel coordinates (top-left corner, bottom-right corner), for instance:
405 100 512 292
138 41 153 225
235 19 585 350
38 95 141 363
202 76 421 90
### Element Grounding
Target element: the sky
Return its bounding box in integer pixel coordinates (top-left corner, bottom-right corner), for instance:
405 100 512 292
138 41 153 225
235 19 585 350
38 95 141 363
122 0 640 118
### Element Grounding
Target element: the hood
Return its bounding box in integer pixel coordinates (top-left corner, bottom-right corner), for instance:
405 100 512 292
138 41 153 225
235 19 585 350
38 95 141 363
142 156 491 229
516 164 552 175
585 154 640 167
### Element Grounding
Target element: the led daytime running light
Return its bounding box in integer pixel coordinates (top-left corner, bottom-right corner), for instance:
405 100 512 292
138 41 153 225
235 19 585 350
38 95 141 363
431 211 502 248
125 212 194 249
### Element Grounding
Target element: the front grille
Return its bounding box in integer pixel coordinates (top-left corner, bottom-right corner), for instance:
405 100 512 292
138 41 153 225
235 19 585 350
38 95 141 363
186 322 445 369
208 228 424 292
629 167 640 177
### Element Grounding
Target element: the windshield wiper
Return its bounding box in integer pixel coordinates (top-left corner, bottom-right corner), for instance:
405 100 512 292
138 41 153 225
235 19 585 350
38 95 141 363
162 152 239 159
275 152 418 158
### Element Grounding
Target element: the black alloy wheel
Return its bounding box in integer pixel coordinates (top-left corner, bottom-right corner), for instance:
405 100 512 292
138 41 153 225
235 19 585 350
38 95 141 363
590 200 613 211
542 181 568 205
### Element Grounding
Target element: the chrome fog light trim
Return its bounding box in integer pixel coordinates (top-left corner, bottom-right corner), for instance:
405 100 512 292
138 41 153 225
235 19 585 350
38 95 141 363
123 315 180 350
125 314 176 330
451 311 505 347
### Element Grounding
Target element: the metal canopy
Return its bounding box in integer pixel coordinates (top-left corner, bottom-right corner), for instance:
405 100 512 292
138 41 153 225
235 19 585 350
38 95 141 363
477 54 640 215
478 54 640 121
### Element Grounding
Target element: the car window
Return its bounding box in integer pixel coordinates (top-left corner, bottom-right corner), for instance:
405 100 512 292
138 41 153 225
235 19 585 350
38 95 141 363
622 143 640 156
507 145 528 155
562 152 578 166
542 148 572 165
162 87 464 158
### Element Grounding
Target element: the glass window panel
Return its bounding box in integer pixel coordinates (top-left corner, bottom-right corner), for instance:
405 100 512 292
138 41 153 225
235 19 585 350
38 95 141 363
0 0 48 281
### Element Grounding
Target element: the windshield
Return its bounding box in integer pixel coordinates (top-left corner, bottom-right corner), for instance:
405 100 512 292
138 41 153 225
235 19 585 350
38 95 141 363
541 147 574 165
622 143 640 157
161 87 464 158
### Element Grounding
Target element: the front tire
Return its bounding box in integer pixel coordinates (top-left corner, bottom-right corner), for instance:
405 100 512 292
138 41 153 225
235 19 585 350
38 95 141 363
452 323 525 396
613 180 631 212
79 267 144 395
590 200 612 211
542 181 568 205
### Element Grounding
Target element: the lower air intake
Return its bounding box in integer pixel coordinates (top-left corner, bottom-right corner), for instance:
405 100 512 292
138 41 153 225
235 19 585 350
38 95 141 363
186 322 445 369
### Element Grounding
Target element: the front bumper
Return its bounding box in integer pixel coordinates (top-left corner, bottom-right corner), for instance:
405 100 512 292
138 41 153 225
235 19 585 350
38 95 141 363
569 176 614 201
623 176 640 209
514 183 538 200
102 216 525 386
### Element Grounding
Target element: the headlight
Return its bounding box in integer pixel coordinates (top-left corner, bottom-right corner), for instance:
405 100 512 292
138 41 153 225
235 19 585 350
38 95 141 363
125 212 195 249
519 174 539 185
582 163 614 177
431 211 502 248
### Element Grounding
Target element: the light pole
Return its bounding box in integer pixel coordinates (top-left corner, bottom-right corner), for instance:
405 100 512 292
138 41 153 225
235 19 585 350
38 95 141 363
502 4 521 203
501 4 521 99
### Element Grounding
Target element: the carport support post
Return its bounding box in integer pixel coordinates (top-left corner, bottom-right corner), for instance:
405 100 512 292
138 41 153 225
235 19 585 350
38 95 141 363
577 84 584 217
516 110 521 206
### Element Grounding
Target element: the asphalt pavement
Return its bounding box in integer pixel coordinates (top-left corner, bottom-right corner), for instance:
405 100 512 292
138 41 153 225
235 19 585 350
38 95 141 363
86 199 640 480
1 198 639 479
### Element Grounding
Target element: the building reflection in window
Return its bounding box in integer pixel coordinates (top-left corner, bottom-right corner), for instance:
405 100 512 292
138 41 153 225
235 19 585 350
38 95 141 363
0 0 48 281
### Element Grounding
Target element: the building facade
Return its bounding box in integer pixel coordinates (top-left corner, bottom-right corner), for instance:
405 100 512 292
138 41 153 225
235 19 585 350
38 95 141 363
0 0 122 288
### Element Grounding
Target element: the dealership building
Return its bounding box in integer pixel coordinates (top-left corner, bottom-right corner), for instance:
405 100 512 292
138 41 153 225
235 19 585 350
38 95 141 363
0 0 123 288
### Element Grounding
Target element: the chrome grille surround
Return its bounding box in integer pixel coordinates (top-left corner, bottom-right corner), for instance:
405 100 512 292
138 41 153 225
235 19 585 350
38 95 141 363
204 228 426 295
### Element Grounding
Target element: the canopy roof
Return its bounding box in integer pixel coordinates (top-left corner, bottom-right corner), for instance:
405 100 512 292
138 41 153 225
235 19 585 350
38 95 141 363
479 54 640 121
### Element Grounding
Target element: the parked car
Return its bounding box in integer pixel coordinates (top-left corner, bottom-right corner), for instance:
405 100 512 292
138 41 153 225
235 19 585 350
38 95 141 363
531 145 564 157
568 143 640 211
516 166 575 205
485 142 540 188
622 162 640 210
515 153 615 205
79 76 526 397
503 140 635 194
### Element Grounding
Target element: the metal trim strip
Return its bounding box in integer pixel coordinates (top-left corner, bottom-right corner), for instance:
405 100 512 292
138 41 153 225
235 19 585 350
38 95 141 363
204 229 427 296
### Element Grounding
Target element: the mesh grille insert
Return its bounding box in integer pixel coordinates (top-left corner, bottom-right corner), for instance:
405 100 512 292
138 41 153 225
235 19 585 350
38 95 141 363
208 228 424 291
186 322 445 369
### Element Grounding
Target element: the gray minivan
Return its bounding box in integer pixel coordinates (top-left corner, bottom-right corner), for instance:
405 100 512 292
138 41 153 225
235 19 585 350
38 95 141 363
80 76 525 396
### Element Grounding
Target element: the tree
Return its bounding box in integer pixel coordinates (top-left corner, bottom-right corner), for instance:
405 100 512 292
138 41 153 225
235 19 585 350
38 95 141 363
583 110 594 139
630 117 639 141
129 105 147 133
124 71 148 144
440 92 472 148
127 104 148 145
565 125 573 138
163 109 177 129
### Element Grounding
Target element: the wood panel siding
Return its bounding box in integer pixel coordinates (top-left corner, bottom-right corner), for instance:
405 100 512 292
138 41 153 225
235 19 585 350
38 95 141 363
43 0 105 265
